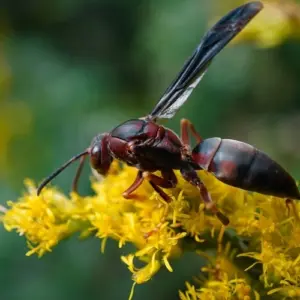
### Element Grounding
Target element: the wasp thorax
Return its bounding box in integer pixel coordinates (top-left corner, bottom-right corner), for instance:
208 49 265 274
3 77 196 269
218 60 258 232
90 133 112 175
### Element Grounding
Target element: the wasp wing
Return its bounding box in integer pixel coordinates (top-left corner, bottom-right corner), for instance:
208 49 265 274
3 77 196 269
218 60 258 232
148 1 263 120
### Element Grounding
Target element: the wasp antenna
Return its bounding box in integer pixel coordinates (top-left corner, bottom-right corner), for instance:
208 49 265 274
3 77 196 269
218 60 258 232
37 150 90 195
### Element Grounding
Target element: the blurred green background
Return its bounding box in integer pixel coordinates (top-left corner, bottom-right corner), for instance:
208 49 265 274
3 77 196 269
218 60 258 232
1 0 300 299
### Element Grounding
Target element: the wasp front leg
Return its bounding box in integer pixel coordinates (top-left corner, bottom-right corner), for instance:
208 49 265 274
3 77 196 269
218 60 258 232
72 154 88 193
122 171 144 199
123 169 177 202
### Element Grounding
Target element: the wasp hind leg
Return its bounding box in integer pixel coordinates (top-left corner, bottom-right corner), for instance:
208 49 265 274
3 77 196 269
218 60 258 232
180 165 229 225
180 119 202 145
180 118 203 161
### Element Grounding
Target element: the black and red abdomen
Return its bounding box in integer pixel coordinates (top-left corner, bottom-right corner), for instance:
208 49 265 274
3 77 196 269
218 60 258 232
192 138 300 200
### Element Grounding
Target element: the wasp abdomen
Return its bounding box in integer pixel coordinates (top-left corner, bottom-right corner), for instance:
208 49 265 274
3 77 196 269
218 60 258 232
209 139 256 188
192 138 300 200
243 149 300 199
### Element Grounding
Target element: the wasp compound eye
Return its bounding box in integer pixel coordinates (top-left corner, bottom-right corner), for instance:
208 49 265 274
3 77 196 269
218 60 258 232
90 134 112 176
90 144 102 169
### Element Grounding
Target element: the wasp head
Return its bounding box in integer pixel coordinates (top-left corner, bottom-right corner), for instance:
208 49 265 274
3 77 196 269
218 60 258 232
90 133 112 176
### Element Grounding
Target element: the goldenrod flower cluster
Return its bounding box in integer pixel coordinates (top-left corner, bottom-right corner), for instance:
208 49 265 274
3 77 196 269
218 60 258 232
2 161 300 299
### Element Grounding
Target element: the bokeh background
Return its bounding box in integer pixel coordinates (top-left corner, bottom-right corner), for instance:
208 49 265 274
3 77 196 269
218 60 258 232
1 0 300 299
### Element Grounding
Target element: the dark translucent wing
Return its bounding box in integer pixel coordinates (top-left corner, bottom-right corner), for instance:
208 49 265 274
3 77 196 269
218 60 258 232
148 1 263 120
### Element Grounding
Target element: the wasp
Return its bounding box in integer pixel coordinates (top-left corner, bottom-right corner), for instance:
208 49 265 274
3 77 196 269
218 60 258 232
37 1 300 225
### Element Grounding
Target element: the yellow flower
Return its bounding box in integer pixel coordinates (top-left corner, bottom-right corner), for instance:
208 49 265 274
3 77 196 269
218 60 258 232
179 251 256 300
2 161 300 298
2 180 78 256
180 278 255 300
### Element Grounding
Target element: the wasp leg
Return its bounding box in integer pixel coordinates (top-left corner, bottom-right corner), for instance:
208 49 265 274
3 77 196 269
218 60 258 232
143 171 177 238
143 170 177 189
148 181 172 202
122 170 144 199
143 170 178 202
143 183 169 239
123 169 176 200
180 166 229 225
72 154 88 194
286 198 300 221
180 118 203 146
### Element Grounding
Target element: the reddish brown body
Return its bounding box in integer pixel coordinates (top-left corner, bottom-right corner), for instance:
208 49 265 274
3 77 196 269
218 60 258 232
94 120 300 202
109 119 185 171
38 3 298 226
